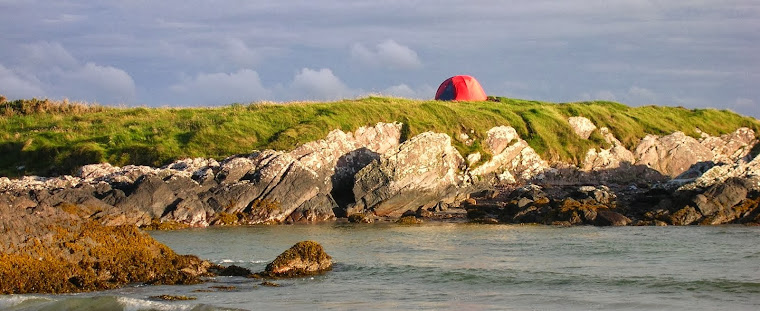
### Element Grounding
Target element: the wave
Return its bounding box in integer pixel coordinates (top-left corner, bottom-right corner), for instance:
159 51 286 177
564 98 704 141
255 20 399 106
334 262 760 295
0 295 246 311
219 259 267 264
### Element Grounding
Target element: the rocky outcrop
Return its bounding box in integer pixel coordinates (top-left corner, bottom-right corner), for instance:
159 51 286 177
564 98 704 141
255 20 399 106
262 241 332 277
699 127 756 164
350 132 468 217
582 127 635 171
0 120 757 227
463 184 631 226
471 126 549 184
631 128 756 179
634 132 714 178
0 122 403 227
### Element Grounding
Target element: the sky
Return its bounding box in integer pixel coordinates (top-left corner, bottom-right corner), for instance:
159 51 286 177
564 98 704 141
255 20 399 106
0 1 758 118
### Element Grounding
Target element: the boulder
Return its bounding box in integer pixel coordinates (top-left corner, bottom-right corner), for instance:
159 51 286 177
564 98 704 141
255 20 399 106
485 126 519 154
693 178 750 224
635 132 714 177
263 241 332 277
582 127 635 171
471 126 549 184
568 116 597 139
669 206 701 225
104 175 178 226
595 209 632 226
351 132 467 217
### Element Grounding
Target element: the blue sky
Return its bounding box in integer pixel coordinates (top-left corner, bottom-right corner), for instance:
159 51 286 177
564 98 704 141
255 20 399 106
1 1 758 118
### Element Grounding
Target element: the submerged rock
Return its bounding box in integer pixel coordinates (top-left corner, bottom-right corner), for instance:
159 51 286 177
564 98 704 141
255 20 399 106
263 241 333 278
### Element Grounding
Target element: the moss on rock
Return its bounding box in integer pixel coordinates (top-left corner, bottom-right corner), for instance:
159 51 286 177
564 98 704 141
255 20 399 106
0 201 211 294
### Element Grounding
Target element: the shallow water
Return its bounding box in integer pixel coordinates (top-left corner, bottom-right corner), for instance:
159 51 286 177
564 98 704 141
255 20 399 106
3 223 759 310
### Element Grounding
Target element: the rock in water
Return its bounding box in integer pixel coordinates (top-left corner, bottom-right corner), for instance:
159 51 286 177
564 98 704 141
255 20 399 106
264 241 332 277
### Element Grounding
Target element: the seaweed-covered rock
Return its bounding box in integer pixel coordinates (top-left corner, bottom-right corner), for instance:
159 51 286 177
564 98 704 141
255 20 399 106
0 195 211 294
263 241 332 278
217 265 252 277
396 215 423 224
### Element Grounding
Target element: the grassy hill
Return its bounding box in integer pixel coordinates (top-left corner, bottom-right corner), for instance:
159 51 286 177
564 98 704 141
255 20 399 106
1 96 759 177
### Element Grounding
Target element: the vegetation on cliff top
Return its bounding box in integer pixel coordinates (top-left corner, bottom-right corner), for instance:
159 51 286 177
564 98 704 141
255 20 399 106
1 95 758 177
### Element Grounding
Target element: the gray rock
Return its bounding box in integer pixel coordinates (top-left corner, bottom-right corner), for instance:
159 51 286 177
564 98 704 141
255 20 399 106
568 116 597 139
106 175 178 226
635 132 714 177
352 132 468 217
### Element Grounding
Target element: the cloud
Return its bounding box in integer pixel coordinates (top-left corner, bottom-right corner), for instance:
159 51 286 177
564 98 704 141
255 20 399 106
1 41 136 104
351 40 422 69
581 90 617 101
223 38 262 68
53 62 137 104
169 69 271 106
0 64 45 99
732 97 758 118
735 98 755 109
20 41 78 71
380 84 436 99
626 86 657 105
580 86 660 106
288 68 357 100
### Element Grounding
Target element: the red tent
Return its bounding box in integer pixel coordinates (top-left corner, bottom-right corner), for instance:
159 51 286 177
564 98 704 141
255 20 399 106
434 75 487 101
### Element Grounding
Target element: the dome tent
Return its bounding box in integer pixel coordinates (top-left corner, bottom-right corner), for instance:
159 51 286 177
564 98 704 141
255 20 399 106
434 75 487 101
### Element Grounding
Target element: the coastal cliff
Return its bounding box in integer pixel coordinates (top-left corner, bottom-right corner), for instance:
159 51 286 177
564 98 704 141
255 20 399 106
1 119 758 227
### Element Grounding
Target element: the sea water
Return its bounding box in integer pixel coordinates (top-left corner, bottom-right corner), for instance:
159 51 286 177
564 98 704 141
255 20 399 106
2 223 759 310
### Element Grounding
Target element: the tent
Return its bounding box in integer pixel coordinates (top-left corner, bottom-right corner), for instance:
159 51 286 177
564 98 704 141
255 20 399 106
434 75 487 101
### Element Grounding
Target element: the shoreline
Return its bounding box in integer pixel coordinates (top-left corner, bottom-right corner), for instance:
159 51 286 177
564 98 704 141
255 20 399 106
2 121 759 294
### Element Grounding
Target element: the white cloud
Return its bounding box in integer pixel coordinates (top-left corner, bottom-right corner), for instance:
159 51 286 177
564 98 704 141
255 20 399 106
627 86 657 105
581 90 617 101
580 86 659 106
0 64 45 99
735 98 755 108
288 68 357 100
1 41 136 104
732 97 758 117
20 41 78 71
169 69 271 106
351 40 422 69
57 63 136 104
380 84 435 99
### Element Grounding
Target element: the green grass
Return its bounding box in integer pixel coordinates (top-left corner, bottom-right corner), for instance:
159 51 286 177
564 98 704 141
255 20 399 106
1 96 758 177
